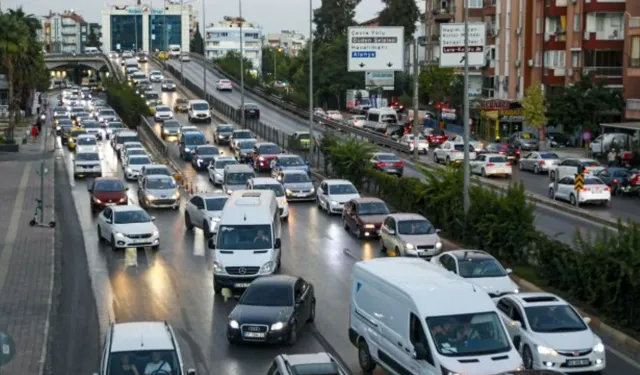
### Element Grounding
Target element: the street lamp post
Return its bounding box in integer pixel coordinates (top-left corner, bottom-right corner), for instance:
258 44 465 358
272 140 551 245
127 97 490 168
202 0 207 95
180 0 184 83
308 0 314 153
462 0 471 215
239 0 246 127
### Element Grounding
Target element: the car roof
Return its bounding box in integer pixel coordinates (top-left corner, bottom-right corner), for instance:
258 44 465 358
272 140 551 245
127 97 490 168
215 156 236 161
146 174 174 180
189 99 208 104
119 131 137 136
198 192 228 198
129 155 150 160
111 205 145 212
95 176 122 182
387 213 428 221
251 274 297 288
280 352 334 366
509 292 569 308
233 129 252 133
251 177 280 185
352 197 385 204
446 249 494 261
76 149 98 154
256 142 278 147
483 153 507 158
373 152 398 157
77 134 96 138
324 179 353 185
281 169 308 175
110 322 175 352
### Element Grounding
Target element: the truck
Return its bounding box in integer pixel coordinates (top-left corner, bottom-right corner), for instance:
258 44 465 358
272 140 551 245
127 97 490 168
168 44 181 58
346 89 371 114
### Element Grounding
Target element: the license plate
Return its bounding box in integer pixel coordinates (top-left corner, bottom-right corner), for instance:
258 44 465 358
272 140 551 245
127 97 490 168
294 193 306 197
132 239 146 244
566 359 590 367
243 332 265 338
234 283 250 288
105 203 116 206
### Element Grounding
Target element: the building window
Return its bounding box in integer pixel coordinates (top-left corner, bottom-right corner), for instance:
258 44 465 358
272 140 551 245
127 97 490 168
468 0 483 8
596 16 604 32
573 14 580 32
544 50 565 67
149 15 181 51
571 51 581 67
110 15 143 51
536 51 541 67
631 36 640 68
536 18 541 34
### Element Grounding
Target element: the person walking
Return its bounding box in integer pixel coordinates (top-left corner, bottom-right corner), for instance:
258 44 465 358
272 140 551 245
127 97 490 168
607 148 617 167
30 124 39 143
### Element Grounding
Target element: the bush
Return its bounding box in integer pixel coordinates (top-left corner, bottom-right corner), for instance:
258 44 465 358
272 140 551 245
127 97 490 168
103 79 150 127
326 138 640 334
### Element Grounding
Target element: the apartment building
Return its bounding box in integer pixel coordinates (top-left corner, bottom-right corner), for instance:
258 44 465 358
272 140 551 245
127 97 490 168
39 10 88 54
624 2 640 121
265 30 306 56
204 17 263 70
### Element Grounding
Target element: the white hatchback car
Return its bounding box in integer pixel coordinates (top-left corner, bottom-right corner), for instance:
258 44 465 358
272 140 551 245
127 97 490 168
124 154 153 180
316 179 360 214
96 205 160 250
470 153 513 178
548 176 611 206
431 250 519 297
216 79 233 91
93 321 196 375
73 150 102 178
208 156 239 185
154 105 174 122
184 193 229 237
495 293 606 373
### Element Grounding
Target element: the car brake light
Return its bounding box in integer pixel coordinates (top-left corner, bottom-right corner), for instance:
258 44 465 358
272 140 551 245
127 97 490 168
515 150 520 154
613 179 618 184
604 187 611 191
506 162 511 166
394 161 404 167
451 149 459 152
631 174 640 185
499 151 506 154
487 162 495 166
376 162 386 168
581 188 590 192
539 160 545 165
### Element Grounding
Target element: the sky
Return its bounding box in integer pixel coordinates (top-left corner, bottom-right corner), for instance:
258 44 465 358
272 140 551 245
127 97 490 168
5 0 384 36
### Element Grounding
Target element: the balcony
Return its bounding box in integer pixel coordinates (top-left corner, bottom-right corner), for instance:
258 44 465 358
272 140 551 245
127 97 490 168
583 66 622 77
632 58 640 69
433 4 455 21
626 99 640 120
483 0 496 15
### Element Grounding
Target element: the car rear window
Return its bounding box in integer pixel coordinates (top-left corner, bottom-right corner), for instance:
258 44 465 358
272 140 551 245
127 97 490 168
489 156 507 163
585 178 605 185
454 144 474 151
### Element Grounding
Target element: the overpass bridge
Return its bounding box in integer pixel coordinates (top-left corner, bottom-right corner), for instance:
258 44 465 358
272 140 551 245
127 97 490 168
43 53 119 75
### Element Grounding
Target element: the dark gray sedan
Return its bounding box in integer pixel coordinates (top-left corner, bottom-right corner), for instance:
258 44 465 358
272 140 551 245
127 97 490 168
369 152 404 176
279 170 316 201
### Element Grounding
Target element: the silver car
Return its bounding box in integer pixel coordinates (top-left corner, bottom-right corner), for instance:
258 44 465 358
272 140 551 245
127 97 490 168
208 156 239 185
518 151 561 174
138 175 180 209
279 170 316 201
379 213 443 258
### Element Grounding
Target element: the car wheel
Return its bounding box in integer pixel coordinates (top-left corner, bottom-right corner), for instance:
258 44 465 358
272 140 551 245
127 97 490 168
307 298 316 322
358 340 377 373
213 279 222 294
533 165 540 174
185 213 194 230
433 152 438 163
522 345 534 369
286 323 297 346
203 222 212 238
110 235 117 251
97 226 103 243
569 194 577 205
380 237 387 253
481 168 487 178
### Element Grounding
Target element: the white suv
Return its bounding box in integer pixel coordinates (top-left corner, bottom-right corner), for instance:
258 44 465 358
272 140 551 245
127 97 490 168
94 321 196 375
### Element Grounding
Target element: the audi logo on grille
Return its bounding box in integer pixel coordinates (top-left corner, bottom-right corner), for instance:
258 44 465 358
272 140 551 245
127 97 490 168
247 326 260 332
238 267 247 274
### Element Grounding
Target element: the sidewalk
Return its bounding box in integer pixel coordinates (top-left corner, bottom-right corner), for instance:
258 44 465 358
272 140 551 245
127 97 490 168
0 130 55 374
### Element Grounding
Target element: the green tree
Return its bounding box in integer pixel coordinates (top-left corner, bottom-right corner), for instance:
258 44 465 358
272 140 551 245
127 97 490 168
86 30 100 48
521 81 547 148
448 75 465 111
213 51 259 87
313 0 360 43
378 0 421 42
313 36 364 108
418 65 455 104
261 46 292 83
546 76 624 133
326 137 375 186
190 29 204 55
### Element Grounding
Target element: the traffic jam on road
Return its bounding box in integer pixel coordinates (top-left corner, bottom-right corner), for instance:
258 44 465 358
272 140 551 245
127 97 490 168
51 51 638 375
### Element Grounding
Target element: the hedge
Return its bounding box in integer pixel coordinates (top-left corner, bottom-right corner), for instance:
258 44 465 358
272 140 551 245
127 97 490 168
325 137 640 336
103 79 151 127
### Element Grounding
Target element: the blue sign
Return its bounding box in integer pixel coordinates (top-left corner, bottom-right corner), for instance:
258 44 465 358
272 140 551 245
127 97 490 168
352 51 376 58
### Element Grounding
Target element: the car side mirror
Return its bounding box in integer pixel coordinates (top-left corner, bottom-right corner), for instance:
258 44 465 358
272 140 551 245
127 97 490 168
187 369 196 375
305 161 310 165
583 317 592 324
275 239 281 249
206 140 210 144
413 342 428 360
506 268 513 274
508 320 522 328
151 216 156 221
106 219 112 224
387 229 395 235
435 229 442 233
208 238 216 249
126 187 129 191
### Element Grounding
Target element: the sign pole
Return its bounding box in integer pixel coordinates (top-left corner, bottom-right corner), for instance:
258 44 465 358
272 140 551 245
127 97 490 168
412 38 420 162
462 0 471 216
574 172 584 208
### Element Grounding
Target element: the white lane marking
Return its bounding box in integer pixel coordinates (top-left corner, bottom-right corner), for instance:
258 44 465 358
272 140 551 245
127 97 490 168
608 346 640 370
124 247 138 268
193 230 205 257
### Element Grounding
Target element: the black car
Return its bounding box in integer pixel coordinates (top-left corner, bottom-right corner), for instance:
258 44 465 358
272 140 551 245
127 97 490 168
238 103 260 119
191 145 221 170
547 132 572 148
595 167 639 195
227 275 315 345
214 124 235 145
161 120 181 139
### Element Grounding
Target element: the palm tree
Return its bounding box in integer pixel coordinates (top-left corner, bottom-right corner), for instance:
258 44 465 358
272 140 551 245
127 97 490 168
7 7 40 39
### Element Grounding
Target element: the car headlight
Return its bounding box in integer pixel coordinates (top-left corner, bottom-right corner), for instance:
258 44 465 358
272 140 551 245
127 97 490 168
218 135 224 138
115 232 125 238
215 173 222 178
259 156 265 161
213 261 225 273
364 224 375 229
93 197 102 203
405 243 415 250
146 194 156 200
330 200 338 205
226 189 233 194
435 241 443 249
228 320 239 329
126 167 132 173
184 147 191 152
537 345 557 356
152 230 159 237
310 187 315 192
172 192 180 199
593 342 605 353
286 189 292 195
163 129 169 133
260 261 274 274
270 322 286 330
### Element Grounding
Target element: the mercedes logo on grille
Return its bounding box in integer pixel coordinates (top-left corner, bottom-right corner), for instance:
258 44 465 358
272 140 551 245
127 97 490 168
238 267 247 274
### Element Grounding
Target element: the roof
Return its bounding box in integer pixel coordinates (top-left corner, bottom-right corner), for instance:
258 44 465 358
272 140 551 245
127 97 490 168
281 169 308 175
145 174 174 180
252 274 296 287
324 179 352 185
110 322 175 352
95 176 121 182
222 190 277 224
282 352 333 366
388 213 427 221
251 177 280 185
352 197 385 204
189 99 208 103
225 164 254 172
256 142 277 146
277 154 301 159
447 250 493 261
355 258 495 317
600 122 640 131
111 205 144 212
511 292 568 307
233 129 253 133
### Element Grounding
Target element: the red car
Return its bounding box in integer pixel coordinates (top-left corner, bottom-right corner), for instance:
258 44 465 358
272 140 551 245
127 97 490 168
424 128 448 145
88 177 129 213
342 197 391 238
252 142 282 172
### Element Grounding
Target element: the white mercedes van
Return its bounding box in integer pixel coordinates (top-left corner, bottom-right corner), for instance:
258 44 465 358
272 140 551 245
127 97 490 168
187 99 211 123
349 257 523 375
208 190 282 294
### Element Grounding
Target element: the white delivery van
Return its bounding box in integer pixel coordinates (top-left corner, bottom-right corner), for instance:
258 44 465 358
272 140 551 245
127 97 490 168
169 44 181 58
349 257 523 375
187 99 212 123
124 57 139 70
364 107 398 132
208 190 282 294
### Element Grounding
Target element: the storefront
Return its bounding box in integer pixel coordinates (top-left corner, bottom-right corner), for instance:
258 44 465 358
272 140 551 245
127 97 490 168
475 99 524 141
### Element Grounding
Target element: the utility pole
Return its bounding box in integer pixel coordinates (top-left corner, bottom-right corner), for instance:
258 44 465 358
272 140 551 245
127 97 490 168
180 0 184 82
273 48 277 80
134 12 138 52
239 1 246 128
164 0 168 51
202 0 207 94
462 0 471 215
308 0 314 154
412 38 420 161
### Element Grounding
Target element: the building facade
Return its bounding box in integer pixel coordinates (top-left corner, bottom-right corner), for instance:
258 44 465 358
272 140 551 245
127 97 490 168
624 1 640 121
205 17 263 70
265 30 306 56
88 22 102 46
101 3 190 53
39 11 87 54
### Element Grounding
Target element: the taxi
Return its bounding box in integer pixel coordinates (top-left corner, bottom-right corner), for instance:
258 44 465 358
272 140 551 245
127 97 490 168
67 127 88 150
147 99 162 114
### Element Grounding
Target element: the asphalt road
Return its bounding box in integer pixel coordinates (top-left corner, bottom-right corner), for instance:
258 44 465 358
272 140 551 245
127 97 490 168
167 58 640 225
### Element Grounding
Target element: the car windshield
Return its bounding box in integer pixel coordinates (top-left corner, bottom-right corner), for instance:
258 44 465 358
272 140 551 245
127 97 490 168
83 122 101 128
454 144 475 152
145 167 171 176
238 141 256 150
525 305 587 333
114 210 152 224
77 137 96 145
253 184 285 197
358 202 390 215
119 135 139 144
157 106 170 111
328 184 358 195
127 149 146 156
205 197 228 211
427 312 511 357
94 180 125 192
71 130 87 137
197 147 218 155
192 103 209 110
217 125 234 133
520 133 537 140
582 160 600 167
280 156 304 166
376 154 399 161
244 103 258 110
176 99 188 104
283 173 311 183
490 144 508 151
163 121 180 129
217 224 273 250
296 133 310 140
124 143 142 150
99 110 116 116
215 159 238 169
457 258 506 278
58 120 72 126
129 157 151 165
397 219 436 235
147 177 176 189
72 108 84 113
106 350 179 375
226 172 254 185
540 152 559 159
240 283 292 306
488 156 507 163
76 152 99 161
291 362 341 375
108 123 124 129
258 145 280 154
234 131 253 139
145 93 160 100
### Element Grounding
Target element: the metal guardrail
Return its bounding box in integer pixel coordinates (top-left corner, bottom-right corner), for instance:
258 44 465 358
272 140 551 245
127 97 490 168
138 116 169 158
167 53 412 154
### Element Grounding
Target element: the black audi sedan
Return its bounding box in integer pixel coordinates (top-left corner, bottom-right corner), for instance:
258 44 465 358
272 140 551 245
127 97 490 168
227 275 315 346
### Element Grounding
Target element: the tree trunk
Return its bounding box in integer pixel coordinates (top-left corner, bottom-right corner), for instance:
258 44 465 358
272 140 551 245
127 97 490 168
5 56 15 141
537 126 546 151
